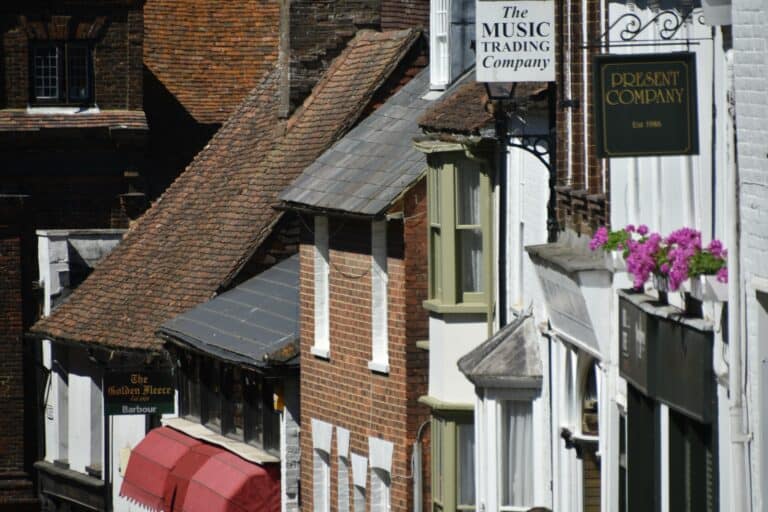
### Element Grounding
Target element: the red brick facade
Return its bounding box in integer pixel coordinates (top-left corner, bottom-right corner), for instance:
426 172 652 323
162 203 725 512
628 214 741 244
381 0 429 32
299 178 430 511
554 0 609 233
1 2 144 110
0 196 38 511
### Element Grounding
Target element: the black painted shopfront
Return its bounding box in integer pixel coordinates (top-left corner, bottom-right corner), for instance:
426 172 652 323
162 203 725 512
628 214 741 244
619 292 718 512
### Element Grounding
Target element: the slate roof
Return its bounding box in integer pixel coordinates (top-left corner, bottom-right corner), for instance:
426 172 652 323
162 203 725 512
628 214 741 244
32 29 420 352
457 310 543 390
279 67 430 216
144 0 280 125
419 72 549 135
158 254 299 367
0 110 148 132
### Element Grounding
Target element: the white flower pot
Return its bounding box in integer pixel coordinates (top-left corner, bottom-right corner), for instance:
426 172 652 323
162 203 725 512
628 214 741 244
603 250 626 272
652 274 670 293
690 275 728 302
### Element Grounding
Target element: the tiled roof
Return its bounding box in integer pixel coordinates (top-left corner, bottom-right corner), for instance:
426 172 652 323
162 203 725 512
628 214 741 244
279 67 431 216
32 29 420 352
159 254 299 368
419 73 549 135
143 0 281 125
0 110 148 132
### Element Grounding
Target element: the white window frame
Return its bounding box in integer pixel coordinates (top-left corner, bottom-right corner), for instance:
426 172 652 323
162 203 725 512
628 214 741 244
368 437 394 512
368 220 389 373
371 467 391 512
312 216 330 359
430 0 451 89
337 427 351 512
351 453 368 512
312 419 333 512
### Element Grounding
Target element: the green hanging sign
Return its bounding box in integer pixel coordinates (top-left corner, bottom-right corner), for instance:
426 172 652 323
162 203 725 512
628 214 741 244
593 52 699 158
104 371 175 415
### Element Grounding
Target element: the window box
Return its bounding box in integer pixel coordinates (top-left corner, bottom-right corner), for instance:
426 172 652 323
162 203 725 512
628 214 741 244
689 274 727 302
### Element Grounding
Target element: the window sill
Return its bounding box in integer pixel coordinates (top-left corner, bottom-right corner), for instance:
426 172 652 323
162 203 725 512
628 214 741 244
26 105 100 115
310 346 330 360
367 360 390 374
416 340 430 351
162 417 279 465
422 299 488 315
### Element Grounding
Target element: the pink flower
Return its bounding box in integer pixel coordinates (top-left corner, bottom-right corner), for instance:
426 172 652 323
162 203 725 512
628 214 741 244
589 226 609 251
625 224 636 233
716 267 728 284
637 224 649 236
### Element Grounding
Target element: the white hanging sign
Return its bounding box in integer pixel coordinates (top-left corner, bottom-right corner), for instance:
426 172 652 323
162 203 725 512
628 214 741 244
476 0 556 82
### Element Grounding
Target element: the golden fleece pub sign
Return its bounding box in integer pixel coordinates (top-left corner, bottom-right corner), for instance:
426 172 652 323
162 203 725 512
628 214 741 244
593 52 699 158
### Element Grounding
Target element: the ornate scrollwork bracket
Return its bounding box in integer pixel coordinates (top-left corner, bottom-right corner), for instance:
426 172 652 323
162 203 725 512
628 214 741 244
590 5 707 47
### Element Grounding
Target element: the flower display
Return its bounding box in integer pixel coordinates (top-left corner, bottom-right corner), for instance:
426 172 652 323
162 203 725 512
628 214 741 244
590 225 729 290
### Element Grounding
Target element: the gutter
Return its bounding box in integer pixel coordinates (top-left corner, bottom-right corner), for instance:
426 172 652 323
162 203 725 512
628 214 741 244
726 49 751 512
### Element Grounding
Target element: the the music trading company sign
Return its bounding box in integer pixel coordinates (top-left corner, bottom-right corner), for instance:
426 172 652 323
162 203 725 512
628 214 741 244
476 0 555 82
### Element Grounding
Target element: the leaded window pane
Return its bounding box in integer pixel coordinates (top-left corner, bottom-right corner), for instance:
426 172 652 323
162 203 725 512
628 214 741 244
34 45 59 99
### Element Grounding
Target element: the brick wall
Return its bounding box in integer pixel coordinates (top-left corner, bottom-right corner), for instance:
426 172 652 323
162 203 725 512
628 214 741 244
1 2 144 110
299 179 429 511
289 0 381 112
381 0 429 31
0 196 38 510
554 0 607 234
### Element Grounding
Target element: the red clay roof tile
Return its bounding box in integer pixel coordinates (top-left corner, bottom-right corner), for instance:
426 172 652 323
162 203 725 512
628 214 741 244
32 29 419 351
143 0 281 124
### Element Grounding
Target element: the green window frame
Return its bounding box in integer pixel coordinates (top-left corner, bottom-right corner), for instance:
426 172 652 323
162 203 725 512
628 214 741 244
432 413 476 512
424 151 492 314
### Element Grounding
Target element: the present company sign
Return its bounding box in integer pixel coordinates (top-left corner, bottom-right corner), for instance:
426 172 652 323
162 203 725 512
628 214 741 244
476 0 555 82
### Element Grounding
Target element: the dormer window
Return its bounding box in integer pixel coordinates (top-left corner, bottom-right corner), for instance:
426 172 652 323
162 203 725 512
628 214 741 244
31 42 92 105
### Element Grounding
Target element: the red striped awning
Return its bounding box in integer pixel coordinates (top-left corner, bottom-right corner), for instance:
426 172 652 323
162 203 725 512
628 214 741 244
163 443 221 512
120 426 280 512
180 449 280 512
120 427 202 511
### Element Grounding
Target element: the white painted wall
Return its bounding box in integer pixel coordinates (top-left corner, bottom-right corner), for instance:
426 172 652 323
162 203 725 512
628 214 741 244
733 0 768 508
428 314 487 404
112 415 149 512
608 6 729 247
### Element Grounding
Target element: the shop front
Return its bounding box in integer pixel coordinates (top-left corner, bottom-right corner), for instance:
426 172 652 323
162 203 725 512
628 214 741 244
619 291 718 512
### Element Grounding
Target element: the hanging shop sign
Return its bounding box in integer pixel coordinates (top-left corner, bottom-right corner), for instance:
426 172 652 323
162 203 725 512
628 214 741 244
593 52 699 157
104 371 175 415
476 0 555 82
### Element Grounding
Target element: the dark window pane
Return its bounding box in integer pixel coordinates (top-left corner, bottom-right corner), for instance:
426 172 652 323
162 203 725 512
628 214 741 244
67 44 89 102
180 352 200 420
202 359 221 431
262 381 280 453
223 365 244 439
244 372 263 446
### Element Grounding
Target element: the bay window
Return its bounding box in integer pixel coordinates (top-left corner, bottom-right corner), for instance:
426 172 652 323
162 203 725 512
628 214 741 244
177 351 280 454
425 151 492 313
432 412 476 511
